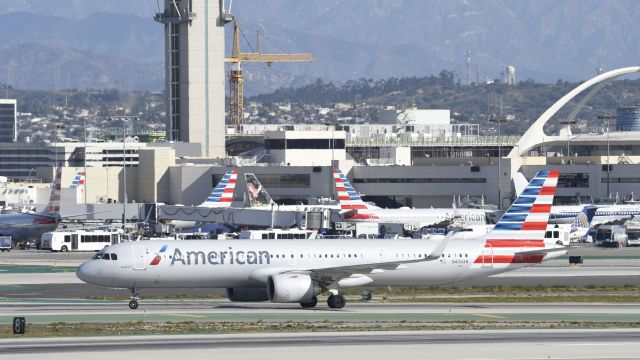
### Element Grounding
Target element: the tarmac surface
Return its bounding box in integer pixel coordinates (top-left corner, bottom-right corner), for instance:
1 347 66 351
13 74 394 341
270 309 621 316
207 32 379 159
2 300 640 323
1 248 639 359
1 329 640 359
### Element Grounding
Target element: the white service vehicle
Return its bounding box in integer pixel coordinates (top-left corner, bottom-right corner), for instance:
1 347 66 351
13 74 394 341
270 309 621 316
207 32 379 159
41 228 123 252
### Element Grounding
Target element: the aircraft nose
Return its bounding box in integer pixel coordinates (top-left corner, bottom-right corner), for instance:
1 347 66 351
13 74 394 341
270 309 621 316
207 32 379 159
76 262 96 284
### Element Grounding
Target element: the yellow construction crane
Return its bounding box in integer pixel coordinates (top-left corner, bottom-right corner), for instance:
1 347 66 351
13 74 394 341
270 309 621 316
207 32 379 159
225 20 314 127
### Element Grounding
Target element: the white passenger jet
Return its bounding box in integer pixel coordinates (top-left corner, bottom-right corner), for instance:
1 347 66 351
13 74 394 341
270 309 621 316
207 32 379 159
334 169 491 226
77 170 564 310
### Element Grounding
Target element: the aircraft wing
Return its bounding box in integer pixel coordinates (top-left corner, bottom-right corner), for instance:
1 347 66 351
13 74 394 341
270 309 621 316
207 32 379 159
284 231 453 284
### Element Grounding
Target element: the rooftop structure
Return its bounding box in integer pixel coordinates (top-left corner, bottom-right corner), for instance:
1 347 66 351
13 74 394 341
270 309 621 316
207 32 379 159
0 99 17 143
155 0 228 158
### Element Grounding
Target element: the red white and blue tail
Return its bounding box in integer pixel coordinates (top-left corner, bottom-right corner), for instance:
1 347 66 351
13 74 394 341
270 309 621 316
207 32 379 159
488 170 559 241
70 171 86 190
198 170 238 208
44 167 62 213
333 168 368 211
473 170 559 266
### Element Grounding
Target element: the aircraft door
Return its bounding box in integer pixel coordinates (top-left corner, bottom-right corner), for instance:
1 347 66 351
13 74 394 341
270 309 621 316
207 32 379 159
133 246 146 270
71 234 78 250
481 243 493 268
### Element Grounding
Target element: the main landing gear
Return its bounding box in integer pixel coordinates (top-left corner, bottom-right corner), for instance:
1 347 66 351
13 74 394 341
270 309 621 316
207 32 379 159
129 288 140 310
299 296 318 308
327 294 346 309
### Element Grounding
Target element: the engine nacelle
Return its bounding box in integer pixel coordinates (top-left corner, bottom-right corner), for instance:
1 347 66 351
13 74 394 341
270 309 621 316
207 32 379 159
267 274 321 303
225 287 269 302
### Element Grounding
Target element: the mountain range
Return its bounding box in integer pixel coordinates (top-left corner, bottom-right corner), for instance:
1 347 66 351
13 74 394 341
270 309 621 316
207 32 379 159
1 0 639 93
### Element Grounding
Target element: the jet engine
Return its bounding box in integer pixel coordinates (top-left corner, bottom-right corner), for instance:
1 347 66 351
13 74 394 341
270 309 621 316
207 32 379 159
267 274 321 303
225 287 269 302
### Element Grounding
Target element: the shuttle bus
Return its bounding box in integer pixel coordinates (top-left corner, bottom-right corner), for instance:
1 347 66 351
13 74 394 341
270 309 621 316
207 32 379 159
41 228 123 252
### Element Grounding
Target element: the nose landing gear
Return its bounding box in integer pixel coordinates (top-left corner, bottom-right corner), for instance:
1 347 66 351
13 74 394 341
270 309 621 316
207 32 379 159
129 288 140 309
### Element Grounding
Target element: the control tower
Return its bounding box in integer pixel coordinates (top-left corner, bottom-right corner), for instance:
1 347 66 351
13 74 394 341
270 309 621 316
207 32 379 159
155 0 232 157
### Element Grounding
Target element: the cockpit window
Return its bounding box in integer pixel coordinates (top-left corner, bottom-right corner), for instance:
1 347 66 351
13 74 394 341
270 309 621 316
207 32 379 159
111 253 118 260
101 253 110 260
92 253 103 260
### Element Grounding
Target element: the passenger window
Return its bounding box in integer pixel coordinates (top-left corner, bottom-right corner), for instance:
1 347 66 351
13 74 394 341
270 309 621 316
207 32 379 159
111 254 118 260
545 231 552 238
553 231 559 238
262 234 268 239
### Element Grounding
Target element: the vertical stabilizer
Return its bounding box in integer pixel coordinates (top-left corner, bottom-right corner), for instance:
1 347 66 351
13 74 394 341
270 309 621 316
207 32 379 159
245 173 275 208
333 168 368 210
485 170 559 245
44 167 62 213
70 171 86 190
571 205 597 229
198 170 238 208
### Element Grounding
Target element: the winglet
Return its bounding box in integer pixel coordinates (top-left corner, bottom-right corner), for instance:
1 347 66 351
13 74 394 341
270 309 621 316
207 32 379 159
426 229 456 260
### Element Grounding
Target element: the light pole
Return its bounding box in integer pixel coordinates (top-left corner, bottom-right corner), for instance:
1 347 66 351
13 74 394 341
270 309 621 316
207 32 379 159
489 115 504 210
83 118 87 204
110 116 138 232
54 123 64 167
598 114 615 199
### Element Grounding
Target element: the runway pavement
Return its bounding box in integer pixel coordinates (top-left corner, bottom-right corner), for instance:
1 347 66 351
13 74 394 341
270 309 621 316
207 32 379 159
1 329 640 359
2 300 640 324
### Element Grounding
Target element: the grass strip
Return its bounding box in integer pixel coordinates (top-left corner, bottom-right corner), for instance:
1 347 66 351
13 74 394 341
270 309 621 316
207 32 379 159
2 320 640 338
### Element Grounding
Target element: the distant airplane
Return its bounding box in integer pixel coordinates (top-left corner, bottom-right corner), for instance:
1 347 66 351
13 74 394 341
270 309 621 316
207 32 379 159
169 170 239 230
513 172 640 225
77 170 565 310
333 168 491 226
0 168 63 241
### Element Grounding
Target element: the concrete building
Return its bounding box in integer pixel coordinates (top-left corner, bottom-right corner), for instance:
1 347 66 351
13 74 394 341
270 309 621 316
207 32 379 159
0 99 17 142
155 0 228 158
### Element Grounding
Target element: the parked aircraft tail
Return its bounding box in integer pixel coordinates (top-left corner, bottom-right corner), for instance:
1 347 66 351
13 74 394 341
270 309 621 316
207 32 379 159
44 167 62 213
571 205 598 230
70 170 86 190
333 168 368 210
198 170 238 208
244 173 275 208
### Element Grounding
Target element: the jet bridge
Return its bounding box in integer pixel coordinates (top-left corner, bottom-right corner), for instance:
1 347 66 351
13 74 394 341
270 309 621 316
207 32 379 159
157 205 332 229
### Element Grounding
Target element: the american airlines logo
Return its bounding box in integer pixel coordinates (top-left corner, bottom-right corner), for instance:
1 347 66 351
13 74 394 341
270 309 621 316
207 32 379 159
150 246 272 266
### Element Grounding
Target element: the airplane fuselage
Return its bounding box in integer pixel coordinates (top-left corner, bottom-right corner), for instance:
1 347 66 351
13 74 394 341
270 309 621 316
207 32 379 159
76 239 564 290
345 208 489 226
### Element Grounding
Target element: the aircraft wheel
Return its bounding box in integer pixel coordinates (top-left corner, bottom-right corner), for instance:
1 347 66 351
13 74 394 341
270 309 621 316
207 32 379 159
128 299 139 310
327 294 346 309
300 296 318 308
61 245 68 252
